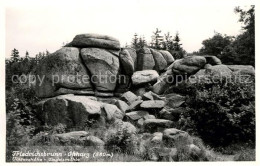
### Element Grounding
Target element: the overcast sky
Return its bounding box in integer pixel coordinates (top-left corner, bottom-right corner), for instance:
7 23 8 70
5 0 251 58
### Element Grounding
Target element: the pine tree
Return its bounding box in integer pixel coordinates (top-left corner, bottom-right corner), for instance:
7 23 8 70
151 28 164 49
131 33 139 49
173 32 182 51
11 48 20 62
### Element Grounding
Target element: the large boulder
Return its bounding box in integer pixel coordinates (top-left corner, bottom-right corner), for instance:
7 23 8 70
136 48 155 70
227 65 255 75
81 48 119 91
119 49 135 75
189 64 233 84
150 49 168 72
68 33 120 50
124 48 137 71
203 55 222 65
36 95 103 128
159 50 175 65
169 56 206 75
35 47 93 98
131 70 159 85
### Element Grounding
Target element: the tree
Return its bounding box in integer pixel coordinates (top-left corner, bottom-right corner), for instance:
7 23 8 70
131 33 139 49
10 48 20 63
220 6 255 66
162 32 173 50
25 51 30 59
138 36 147 49
151 28 164 49
173 32 181 51
199 32 233 56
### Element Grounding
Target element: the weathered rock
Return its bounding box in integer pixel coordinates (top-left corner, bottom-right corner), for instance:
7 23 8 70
151 132 163 143
136 48 155 70
189 65 233 84
150 48 168 72
69 33 120 50
36 95 103 128
112 119 137 134
95 91 114 97
165 93 186 108
124 48 137 71
203 63 212 69
125 111 149 121
187 144 202 157
96 97 117 104
81 48 119 91
144 114 156 120
121 91 139 105
132 70 159 85
127 100 143 111
159 50 175 65
207 64 232 78
163 128 193 148
159 107 187 121
143 119 174 132
54 131 89 144
119 49 135 75
137 118 145 127
152 70 173 94
103 103 124 121
143 91 165 100
54 131 104 148
140 100 165 109
227 65 255 75
84 135 105 147
203 55 222 65
35 47 93 98
115 100 129 113
169 56 206 75
54 88 95 96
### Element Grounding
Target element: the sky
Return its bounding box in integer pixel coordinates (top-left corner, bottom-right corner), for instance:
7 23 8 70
5 0 251 58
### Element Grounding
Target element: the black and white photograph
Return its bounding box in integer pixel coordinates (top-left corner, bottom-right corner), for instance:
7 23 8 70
0 0 258 163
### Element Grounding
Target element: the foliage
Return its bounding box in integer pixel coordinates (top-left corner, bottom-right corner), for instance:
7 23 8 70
105 124 138 155
177 75 255 146
198 6 255 66
198 32 233 56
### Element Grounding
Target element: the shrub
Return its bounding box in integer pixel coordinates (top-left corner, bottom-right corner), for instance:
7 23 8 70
177 75 255 146
105 123 138 155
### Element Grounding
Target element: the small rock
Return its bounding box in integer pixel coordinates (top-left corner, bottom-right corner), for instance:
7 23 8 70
115 100 129 113
163 128 193 148
140 100 165 109
143 119 174 132
103 103 124 121
125 111 149 121
127 100 143 111
121 91 139 105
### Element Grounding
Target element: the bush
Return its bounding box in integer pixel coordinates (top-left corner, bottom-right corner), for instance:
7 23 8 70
105 123 138 155
177 75 255 146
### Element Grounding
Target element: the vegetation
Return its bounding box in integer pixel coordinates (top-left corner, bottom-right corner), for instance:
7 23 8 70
197 6 255 66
